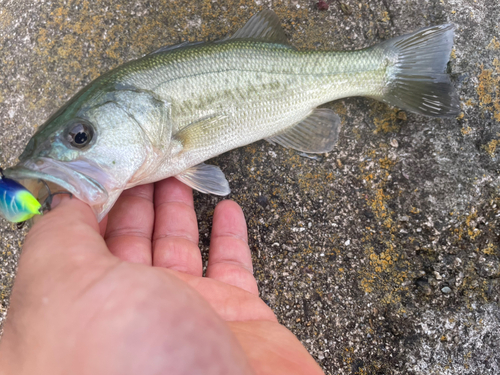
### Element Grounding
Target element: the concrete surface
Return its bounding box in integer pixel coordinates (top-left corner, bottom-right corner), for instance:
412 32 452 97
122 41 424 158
0 0 499 374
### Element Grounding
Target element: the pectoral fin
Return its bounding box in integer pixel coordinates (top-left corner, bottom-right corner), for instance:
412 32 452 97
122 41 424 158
266 108 341 153
173 114 228 152
175 163 230 196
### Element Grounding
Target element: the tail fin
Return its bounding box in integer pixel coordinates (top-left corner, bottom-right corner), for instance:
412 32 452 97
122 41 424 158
377 24 460 117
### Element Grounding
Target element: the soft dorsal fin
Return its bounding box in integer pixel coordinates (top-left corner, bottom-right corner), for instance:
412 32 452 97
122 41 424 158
266 108 342 153
148 41 205 55
175 163 230 196
226 9 290 45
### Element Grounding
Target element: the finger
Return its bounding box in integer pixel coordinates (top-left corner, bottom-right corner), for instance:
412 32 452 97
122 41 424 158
104 184 154 265
206 200 258 295
153 178 202 276
99 215 108 237
23 195 108 270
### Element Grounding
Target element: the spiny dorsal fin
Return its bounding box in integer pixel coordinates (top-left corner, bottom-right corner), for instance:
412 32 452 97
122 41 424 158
266 108 342 153
175 163 230 196
226 9 290 45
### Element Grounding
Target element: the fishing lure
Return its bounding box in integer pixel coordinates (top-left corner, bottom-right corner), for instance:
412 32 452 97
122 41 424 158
0 168 41 223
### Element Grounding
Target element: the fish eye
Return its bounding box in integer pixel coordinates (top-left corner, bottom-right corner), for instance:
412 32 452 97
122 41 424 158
66 120 94 148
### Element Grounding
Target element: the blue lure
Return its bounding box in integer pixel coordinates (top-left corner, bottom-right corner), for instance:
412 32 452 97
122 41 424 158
0 168 41 223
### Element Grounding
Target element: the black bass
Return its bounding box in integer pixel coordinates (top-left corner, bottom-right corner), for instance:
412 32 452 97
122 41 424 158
3 10 459 222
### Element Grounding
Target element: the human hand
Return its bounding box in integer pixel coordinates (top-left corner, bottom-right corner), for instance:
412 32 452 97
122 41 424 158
0 178 324 375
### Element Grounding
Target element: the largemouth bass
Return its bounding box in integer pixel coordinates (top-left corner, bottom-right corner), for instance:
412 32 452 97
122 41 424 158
2 10 459 222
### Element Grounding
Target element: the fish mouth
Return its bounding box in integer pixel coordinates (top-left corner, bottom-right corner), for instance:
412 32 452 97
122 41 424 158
3 157 109 207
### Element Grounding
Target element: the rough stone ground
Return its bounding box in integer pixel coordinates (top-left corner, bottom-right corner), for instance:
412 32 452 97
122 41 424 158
0 0 499 374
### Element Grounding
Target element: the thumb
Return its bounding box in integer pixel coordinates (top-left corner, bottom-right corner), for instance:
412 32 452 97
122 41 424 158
21 195 110 272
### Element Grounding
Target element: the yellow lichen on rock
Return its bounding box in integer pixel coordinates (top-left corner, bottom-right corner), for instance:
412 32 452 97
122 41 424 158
477 65 500 122
0 7 13 32
486 36 500 50
461 126 472 135
357 146 411 311
481 243 498 256
371 102 405 134
483 138 499 158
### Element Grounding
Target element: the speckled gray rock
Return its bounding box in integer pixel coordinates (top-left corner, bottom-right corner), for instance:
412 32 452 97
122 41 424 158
1 1 499 374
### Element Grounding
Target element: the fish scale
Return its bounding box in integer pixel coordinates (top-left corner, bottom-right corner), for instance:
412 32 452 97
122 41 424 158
115 42 385 168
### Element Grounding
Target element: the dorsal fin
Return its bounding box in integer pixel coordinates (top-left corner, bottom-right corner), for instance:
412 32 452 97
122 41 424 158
148 41 205 55
150 11 290 54
225 9 290 45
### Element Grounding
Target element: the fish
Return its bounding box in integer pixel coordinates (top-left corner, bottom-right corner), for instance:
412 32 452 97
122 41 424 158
2 10 459 222
0 169 41 223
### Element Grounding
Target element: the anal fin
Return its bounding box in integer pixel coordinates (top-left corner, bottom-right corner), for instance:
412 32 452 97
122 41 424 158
175 163 230 196
266 108 341 153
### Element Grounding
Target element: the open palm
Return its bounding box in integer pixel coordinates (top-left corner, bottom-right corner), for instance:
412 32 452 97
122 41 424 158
0 178 324 375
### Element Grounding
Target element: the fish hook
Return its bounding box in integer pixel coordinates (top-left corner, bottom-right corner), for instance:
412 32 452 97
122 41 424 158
38 179 73 213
